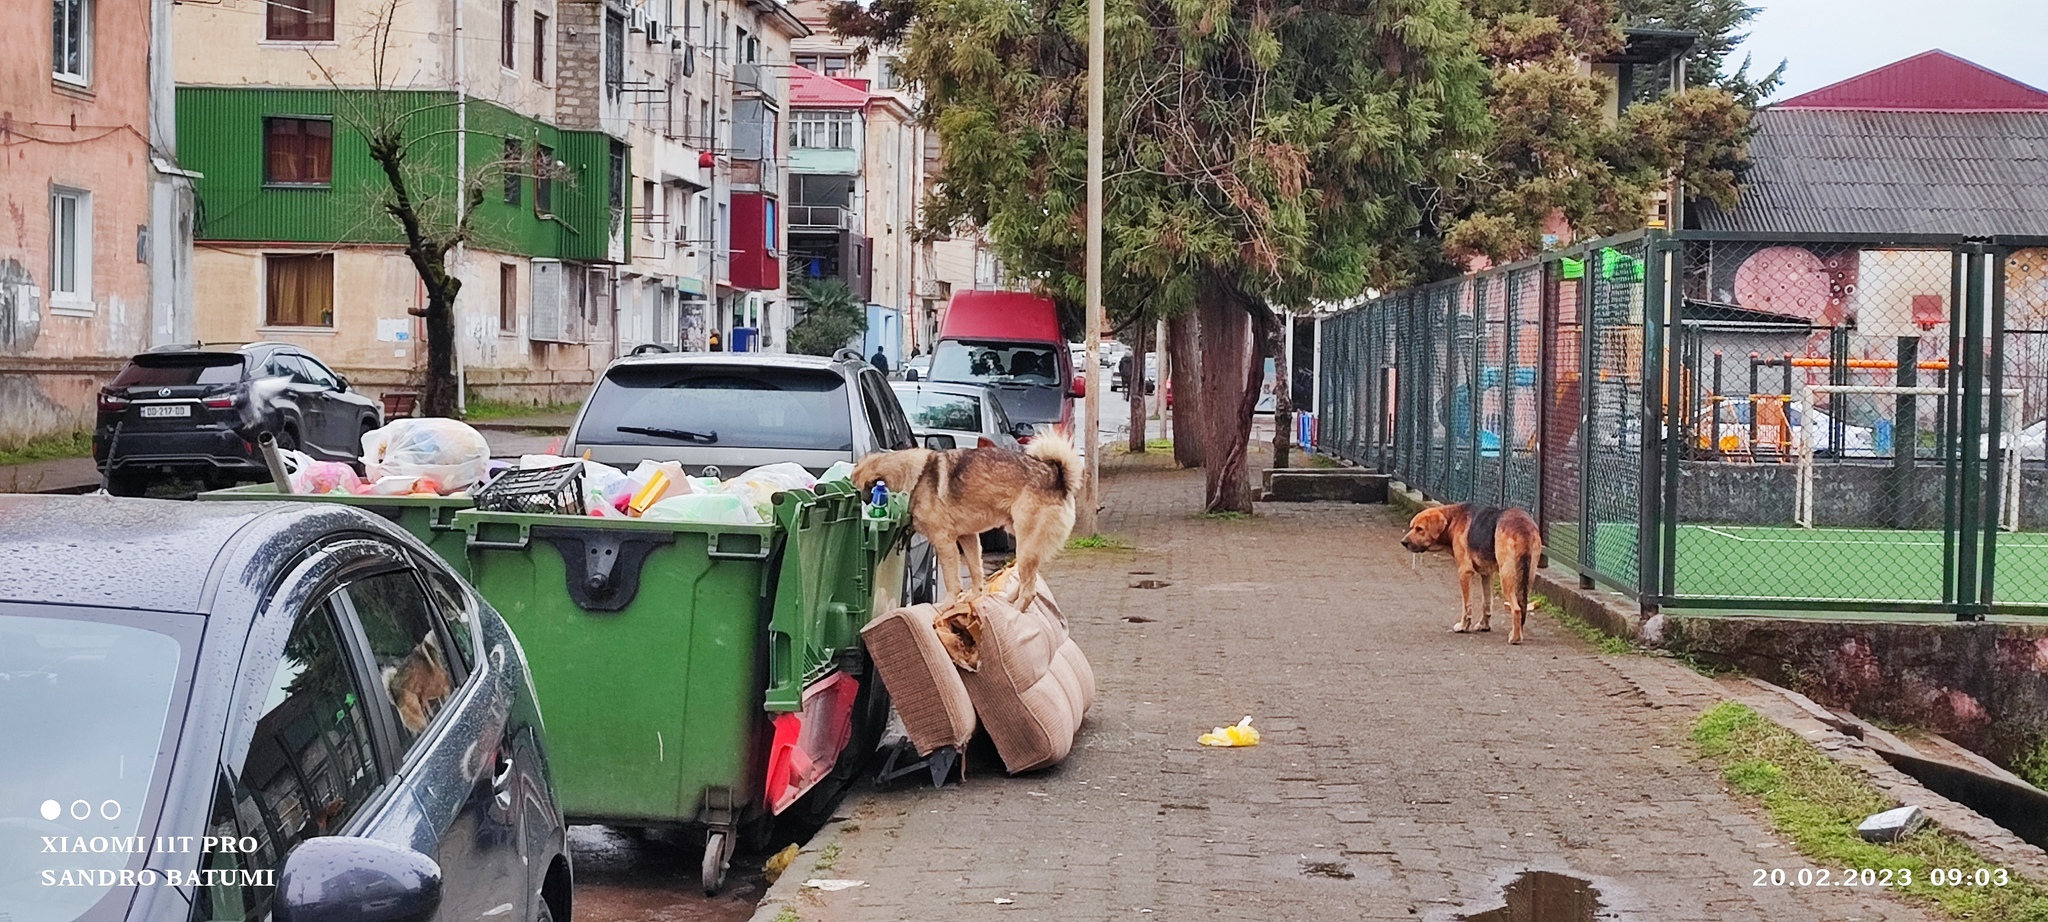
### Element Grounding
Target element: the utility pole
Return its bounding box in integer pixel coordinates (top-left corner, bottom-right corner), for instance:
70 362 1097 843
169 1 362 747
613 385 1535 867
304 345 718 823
1076 0 1105 535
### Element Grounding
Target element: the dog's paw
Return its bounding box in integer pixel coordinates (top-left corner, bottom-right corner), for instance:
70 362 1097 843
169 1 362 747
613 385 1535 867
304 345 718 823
1450 624 1471 633
1476 625 1492 632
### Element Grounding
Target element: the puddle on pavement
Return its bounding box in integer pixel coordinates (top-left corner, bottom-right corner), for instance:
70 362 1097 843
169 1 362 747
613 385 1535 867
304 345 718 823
1130 578 1170 589
1300 859 1355 880
1456 871 1605 922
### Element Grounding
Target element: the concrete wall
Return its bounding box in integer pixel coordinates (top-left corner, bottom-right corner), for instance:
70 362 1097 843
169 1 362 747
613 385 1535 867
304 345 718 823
1663 616 2048 771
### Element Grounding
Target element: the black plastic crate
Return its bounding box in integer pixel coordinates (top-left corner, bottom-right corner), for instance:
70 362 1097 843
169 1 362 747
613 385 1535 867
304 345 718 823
473 463 584 516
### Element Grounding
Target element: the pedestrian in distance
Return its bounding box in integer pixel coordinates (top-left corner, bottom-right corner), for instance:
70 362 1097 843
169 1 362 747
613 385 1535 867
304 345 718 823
872 347 892 374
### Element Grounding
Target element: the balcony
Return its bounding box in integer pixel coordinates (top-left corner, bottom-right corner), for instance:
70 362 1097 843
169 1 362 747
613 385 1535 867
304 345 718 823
734 63 769 96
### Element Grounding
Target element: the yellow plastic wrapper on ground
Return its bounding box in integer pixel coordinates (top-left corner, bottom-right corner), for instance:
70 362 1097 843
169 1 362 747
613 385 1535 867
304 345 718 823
1199 716 1260 747
762 843 799 885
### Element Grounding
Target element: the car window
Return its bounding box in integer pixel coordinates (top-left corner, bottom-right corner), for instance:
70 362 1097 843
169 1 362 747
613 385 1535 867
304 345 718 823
897 388 981 432
294 354 340 389
857 375 893 450
579 364 856 451
862 372 914 450
111 354 246 387
0 612 187 922
342 570 458 750
420 565 479 672
987 392 1017 435
193 599 381 922
265 353 310 384
931 340 1060 386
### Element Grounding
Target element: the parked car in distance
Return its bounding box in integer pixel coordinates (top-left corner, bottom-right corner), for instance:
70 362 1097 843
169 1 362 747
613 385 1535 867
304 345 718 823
900 352 934 382
94 343 382 495
931 291 1079 436
0 495 571 922
892 380 1031 452
566 352 918 477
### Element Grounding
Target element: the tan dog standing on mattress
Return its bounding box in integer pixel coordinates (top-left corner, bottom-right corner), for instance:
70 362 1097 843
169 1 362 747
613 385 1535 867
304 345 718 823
1402 503 1544 644
853 433 1083 612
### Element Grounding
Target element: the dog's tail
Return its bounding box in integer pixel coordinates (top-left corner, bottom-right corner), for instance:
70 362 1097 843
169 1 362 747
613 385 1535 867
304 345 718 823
1027 430 1084 500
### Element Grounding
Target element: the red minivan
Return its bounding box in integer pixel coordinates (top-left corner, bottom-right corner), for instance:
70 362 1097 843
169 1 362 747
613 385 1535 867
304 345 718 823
929 291 1080 438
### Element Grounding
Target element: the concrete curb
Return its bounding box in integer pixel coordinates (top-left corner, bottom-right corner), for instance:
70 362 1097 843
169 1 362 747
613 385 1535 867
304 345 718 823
744 811 865 922
469 420 571 435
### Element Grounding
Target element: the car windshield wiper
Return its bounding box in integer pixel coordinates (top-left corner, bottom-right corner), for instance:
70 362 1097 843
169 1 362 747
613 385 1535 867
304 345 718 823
617 425 718 443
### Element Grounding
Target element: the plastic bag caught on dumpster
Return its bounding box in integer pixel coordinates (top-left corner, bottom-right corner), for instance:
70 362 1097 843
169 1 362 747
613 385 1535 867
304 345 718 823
819 460 856 484
731 462 816 492
279 449 363 495
362 418 491 494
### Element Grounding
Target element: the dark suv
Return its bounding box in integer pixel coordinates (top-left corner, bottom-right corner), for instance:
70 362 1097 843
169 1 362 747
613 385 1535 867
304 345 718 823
95 343 383 495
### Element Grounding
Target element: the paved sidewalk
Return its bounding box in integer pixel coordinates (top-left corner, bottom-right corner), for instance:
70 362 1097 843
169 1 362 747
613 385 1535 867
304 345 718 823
766 457 1936 921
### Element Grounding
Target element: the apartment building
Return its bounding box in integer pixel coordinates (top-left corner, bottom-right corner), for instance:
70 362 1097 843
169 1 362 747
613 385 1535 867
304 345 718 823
615 0 807 354
0 0 197 446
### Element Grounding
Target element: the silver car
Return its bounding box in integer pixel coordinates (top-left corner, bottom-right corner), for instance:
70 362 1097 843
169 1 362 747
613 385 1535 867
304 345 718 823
891 380 1032 452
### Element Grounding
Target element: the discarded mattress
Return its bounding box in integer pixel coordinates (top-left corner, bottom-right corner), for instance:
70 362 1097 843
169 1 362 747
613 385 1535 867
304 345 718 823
862 603 977 755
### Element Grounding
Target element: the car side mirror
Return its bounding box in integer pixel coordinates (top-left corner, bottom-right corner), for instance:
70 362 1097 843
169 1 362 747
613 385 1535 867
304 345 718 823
334 374 350 392
922 434 957 450
275 837 443 922
1012 423 1037 440
903 368 919 382
1070 375 1086 399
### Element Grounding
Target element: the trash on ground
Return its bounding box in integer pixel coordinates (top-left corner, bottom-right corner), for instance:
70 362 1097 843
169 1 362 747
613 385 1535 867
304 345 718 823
1199 716 1261 747
762 843 799 885
1857 805 1927 842
801 879 866 891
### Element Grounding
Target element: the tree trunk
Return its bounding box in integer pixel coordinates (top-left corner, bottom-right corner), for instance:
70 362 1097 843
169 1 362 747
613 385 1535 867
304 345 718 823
1197 273 1264 514
420 277 460 417
1167 313 1205 468
1127 324 1148 453
1271 309 1293 471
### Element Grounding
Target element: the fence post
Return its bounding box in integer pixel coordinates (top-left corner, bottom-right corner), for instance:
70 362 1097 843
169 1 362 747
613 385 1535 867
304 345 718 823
1955 244 1987 621
1535 262 1555 561
1982 246 2008 611
1656 234 1684 606
1470 277 1486 504
1578 248 1597 590
1500 274 1516 507
1942 251 1965 608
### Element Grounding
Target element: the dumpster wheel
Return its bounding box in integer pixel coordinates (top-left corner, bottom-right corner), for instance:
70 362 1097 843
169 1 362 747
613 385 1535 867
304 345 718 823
701 829 733 895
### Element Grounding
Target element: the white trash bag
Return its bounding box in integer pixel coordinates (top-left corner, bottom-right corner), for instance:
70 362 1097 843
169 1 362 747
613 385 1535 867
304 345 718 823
361 418 492 494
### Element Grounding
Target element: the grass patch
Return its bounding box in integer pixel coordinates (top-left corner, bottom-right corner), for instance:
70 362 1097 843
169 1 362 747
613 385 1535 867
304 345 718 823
811 842 841 872
1146 438 1172 451
771 910 801 922
1067 533 1135 551
2014 739 2048 792
1694 702 2048 921
1202 510 1250 521
1536 599 1634 655
461 399 580 422
0 429 92 467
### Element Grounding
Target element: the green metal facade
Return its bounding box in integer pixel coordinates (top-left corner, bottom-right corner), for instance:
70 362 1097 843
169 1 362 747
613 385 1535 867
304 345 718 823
177 87 621 262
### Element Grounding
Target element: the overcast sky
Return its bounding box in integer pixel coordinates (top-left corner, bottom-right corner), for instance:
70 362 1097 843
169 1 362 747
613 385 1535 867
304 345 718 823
1734 0 2047 101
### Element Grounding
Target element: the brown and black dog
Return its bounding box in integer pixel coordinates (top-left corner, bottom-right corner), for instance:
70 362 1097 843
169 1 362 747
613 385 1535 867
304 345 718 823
1402 503 1544 644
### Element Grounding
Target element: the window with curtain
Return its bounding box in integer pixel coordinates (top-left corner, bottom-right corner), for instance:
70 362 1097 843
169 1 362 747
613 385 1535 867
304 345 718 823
265 254 334 327
266 0 334 41
52 0 90 83
264 118 333 186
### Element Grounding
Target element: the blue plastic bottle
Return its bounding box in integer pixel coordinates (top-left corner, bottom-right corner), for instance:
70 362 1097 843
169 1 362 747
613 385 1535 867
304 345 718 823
868 480 889 518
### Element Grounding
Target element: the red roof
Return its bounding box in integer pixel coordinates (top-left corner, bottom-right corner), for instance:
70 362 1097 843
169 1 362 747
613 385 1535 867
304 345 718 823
1776 50 2048 112
789 66 869 107
939 291 1063 343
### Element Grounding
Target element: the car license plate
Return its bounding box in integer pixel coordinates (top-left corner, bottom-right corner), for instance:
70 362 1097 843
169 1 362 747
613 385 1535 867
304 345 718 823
140 405 191 418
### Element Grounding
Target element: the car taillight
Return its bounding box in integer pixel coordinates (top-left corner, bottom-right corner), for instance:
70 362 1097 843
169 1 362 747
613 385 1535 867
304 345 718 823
97 392 129 412
1017 434 1035 445
977 436 997 450
203 395 236 409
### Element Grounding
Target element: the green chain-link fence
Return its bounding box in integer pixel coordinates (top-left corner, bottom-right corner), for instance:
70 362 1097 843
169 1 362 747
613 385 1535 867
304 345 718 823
1314 230 2048 619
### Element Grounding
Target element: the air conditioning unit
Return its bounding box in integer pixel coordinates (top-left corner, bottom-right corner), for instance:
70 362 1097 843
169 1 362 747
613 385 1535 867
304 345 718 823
629 5 648 33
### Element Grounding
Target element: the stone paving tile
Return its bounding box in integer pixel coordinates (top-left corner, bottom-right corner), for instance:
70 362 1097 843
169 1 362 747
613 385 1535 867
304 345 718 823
792 461 1940 921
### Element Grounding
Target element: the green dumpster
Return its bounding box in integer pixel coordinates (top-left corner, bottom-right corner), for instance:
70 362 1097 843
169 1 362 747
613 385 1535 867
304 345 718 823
455 478 907 891
195 483 473 571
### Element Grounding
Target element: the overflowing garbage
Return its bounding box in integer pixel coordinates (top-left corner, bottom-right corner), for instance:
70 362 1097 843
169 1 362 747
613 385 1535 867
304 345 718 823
276 417 856 526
